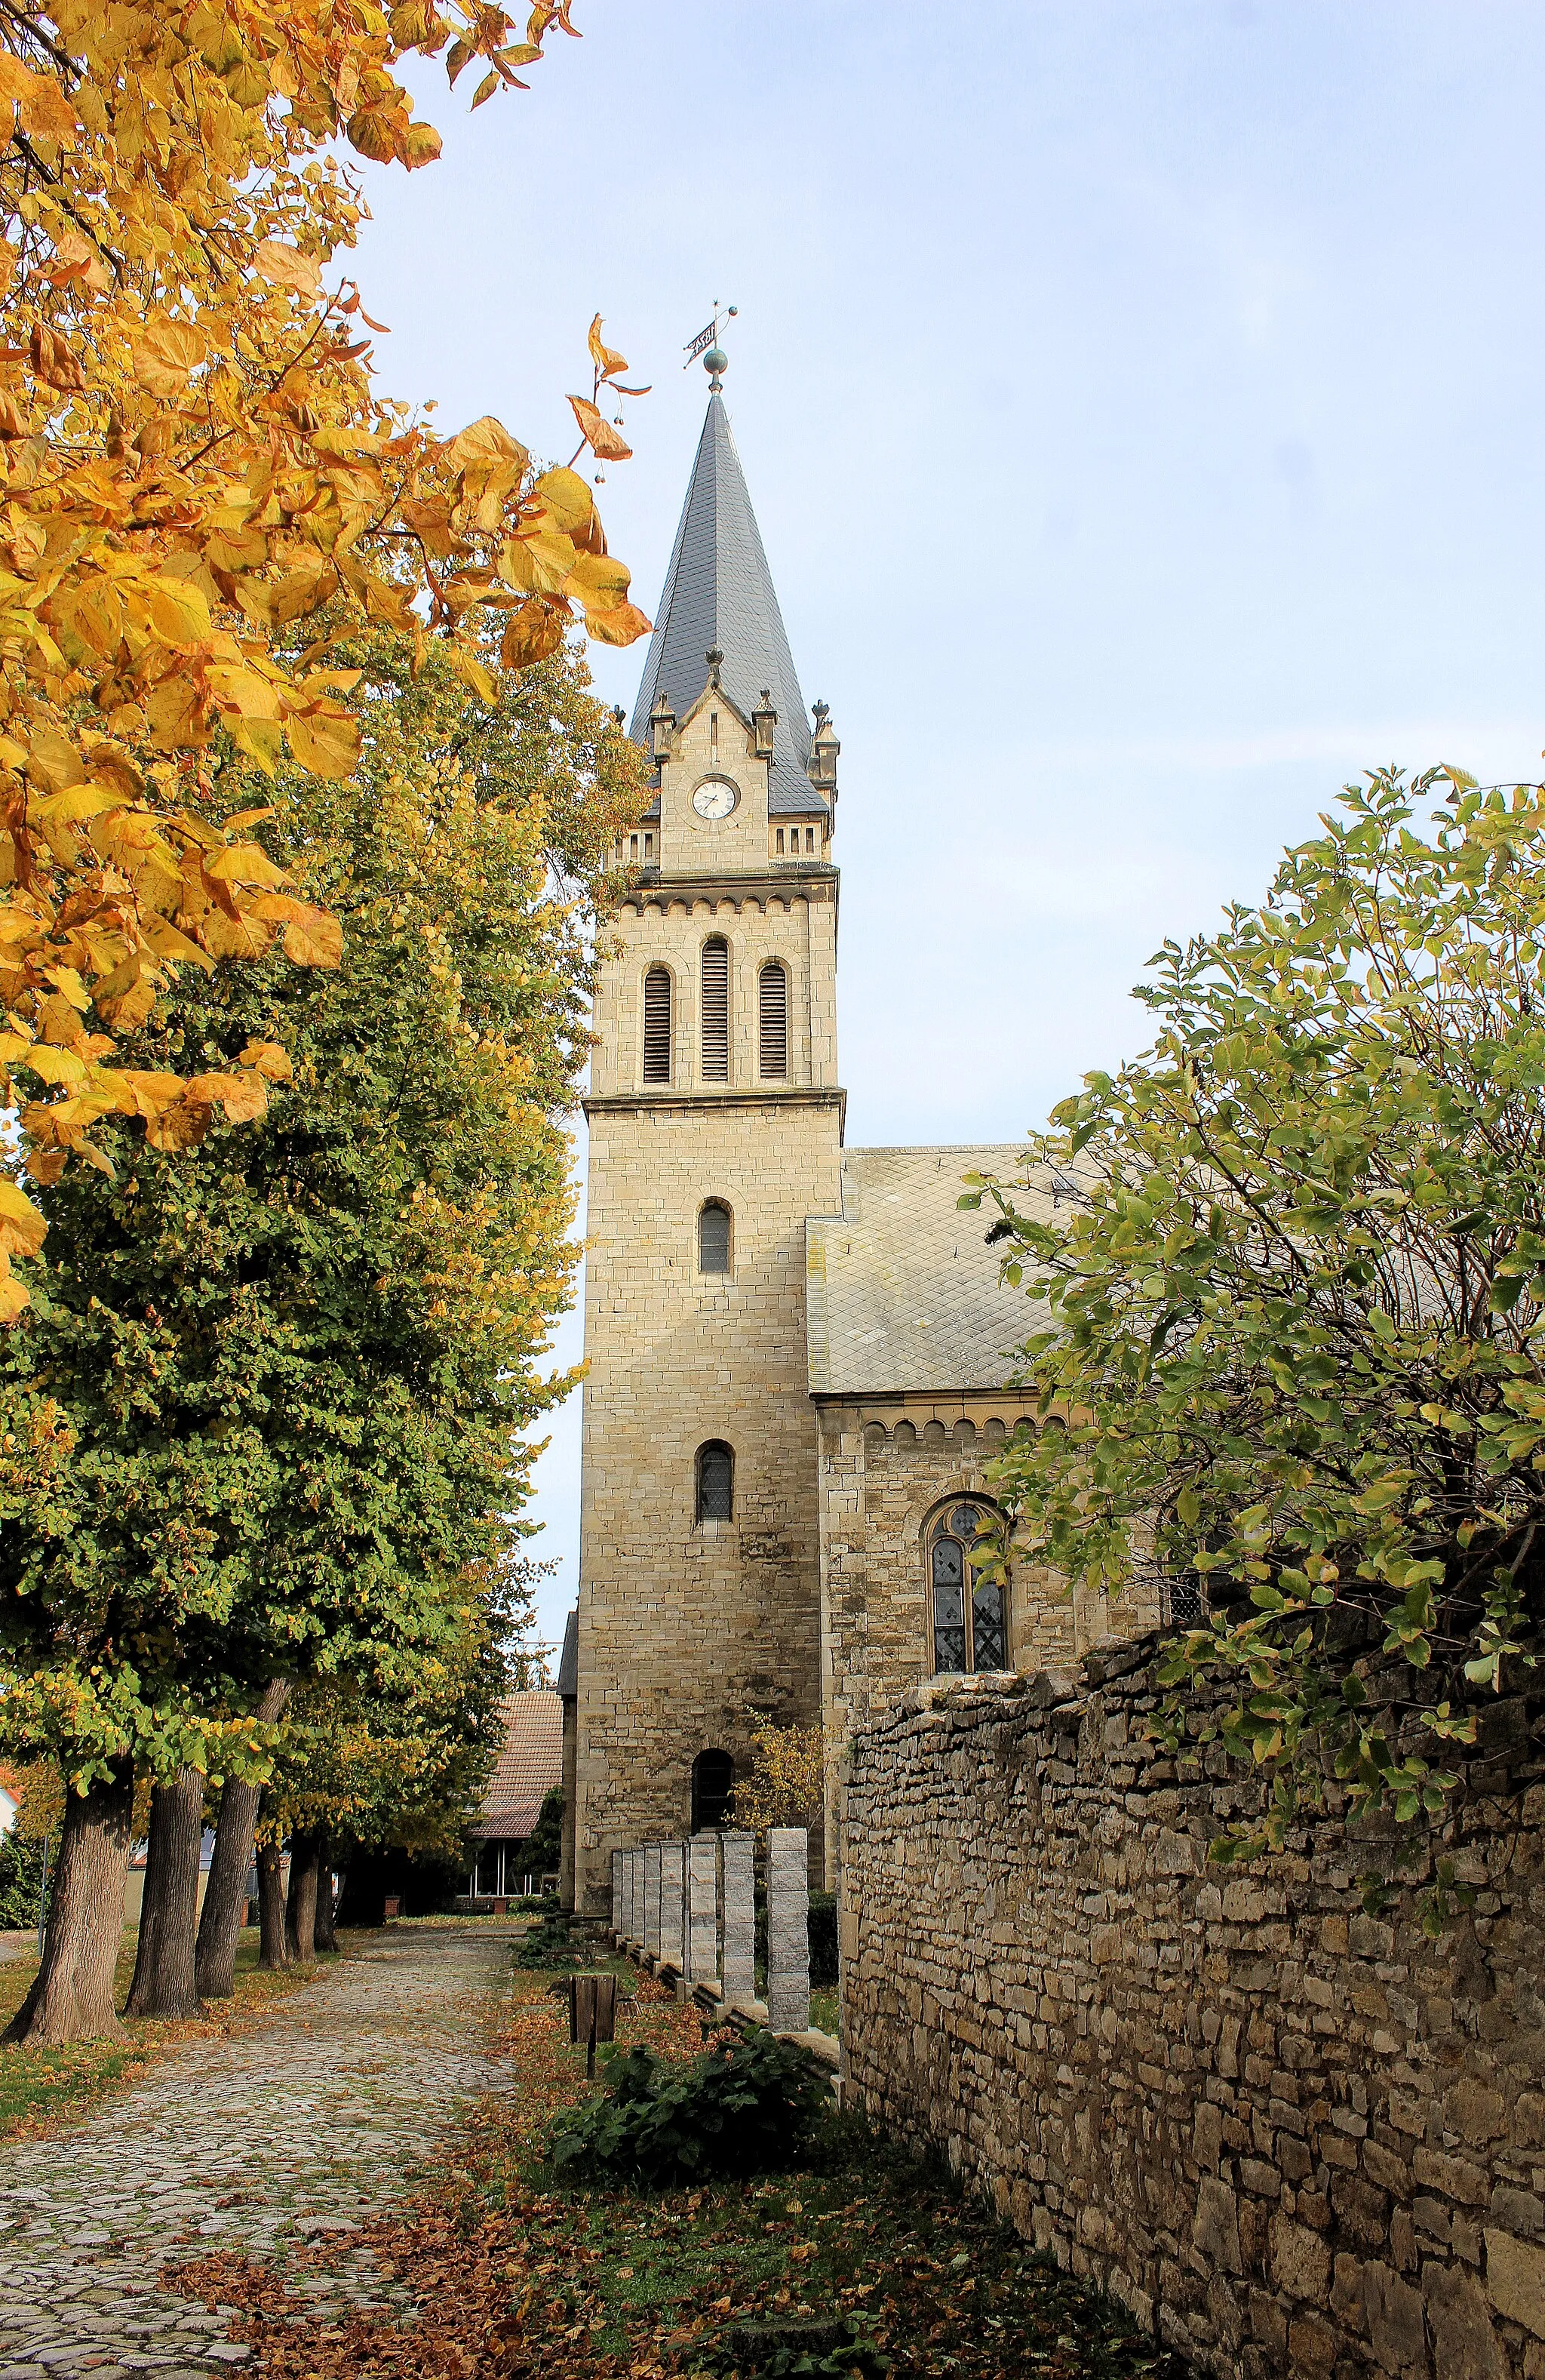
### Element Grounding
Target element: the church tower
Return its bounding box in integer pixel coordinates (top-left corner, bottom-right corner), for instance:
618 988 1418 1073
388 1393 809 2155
570 364 841 1914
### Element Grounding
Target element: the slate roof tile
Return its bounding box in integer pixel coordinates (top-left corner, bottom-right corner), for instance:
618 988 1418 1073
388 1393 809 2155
628 395 826 817
806 1147 1060 1397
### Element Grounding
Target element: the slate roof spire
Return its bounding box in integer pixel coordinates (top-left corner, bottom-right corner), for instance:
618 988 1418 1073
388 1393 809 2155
629 393 821 816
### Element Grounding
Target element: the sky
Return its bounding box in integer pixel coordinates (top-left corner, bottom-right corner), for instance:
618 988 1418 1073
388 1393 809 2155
350 2 1545 1653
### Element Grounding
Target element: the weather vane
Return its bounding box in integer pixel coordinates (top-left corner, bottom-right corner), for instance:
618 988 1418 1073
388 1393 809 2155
684 301 737 391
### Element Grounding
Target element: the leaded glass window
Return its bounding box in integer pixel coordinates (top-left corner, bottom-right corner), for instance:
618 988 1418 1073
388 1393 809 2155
696 1441 733 1522
699 1201 730 1275
926 1499 1008 1675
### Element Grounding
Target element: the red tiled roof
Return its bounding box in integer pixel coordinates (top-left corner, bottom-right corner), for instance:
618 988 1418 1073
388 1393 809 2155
472 1688 564 1842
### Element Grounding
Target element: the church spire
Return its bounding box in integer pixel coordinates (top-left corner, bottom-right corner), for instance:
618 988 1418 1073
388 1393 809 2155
628 388 822 818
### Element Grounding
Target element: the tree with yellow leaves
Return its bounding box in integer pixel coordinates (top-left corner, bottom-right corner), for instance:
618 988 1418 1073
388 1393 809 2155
0 0 649 1316
731 1717 830 1838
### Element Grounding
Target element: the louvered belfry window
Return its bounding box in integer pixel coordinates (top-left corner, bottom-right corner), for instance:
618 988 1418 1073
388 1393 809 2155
701 937 729 1081
758 961 788 1080
643 967 671 1083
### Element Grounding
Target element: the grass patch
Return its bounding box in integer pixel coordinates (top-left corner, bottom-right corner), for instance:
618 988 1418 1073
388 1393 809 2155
166 1962 1187 2379
809 1985 839 2039
0 1925 318 2141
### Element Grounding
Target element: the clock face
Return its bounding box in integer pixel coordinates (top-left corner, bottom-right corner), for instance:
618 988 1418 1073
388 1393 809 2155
692 777 739 821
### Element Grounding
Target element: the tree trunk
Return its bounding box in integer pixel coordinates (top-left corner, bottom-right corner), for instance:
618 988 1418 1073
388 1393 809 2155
313 1842 338 1954
5 1760 134 2045
195 1681 290 2001
256 1832 289 1971
285 1828 321 1962
122 1766 206 2021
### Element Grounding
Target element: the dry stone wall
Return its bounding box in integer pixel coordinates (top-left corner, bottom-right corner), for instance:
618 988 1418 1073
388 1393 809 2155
840 1638 1545 2380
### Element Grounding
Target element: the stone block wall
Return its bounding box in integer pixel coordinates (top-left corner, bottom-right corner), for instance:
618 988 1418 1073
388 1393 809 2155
573 1088 842 1913
816 1401 1155 1874
840 1643 1545 2379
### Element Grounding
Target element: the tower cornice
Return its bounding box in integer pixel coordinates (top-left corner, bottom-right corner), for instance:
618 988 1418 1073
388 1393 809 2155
620 863 838 910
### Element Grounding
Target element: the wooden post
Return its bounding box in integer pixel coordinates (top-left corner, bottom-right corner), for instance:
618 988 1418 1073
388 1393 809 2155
567 1972 618 2081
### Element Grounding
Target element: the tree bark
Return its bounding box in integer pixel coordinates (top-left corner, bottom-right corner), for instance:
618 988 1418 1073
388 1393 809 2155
4 1760 134 2044
285 1827 321 1962
122 1765 206 2021
195 1681 291 2001
256 1831 289 1971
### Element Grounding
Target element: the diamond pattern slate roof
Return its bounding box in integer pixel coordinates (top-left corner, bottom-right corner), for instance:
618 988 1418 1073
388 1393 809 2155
806 1147 1058 1397
472 1687 563 1842
628 395 825 817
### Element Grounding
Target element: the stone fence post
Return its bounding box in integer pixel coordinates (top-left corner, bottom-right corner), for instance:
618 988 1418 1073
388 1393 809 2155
720 1831 756 2010
687 1834 717 1985
643 1842 662 1962
766 1828 810 2034
660 1840 686 1973
610 1849 622 1939
628 1847 641 1943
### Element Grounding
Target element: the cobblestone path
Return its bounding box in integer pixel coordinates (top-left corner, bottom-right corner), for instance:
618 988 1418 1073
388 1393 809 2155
0 1928 514 2378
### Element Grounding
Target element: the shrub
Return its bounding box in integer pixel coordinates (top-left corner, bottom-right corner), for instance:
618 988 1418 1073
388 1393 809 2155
512 1911 591 1969
807 1892 838 1987
548 2027 831 2187
0 1831 44 1933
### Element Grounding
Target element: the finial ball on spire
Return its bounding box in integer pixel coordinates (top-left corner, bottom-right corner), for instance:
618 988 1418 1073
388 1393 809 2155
703 346 728 378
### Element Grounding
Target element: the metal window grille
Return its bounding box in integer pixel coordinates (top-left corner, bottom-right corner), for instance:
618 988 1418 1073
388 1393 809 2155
759 961 788 1078
697 1441 733 1521
701 938 729 1081
699 1201 730 1275
643 967 671 1083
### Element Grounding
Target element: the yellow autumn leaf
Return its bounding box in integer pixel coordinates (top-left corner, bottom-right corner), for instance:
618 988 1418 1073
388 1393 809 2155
500 597 569 669
587 313 629 381
142 576 213 649
566 394 633 463
564 552 632 617
0 54 77 149
0 1178 47 1259
181 1071 269 1124
530 467 597 539
583 601 653 648
203 842 289 889
252 241 324 302
16 1044 87 1087
502 528 577 598
131 318 209 403
282 912 343 968
286 709 362 782
238 1039 293 1081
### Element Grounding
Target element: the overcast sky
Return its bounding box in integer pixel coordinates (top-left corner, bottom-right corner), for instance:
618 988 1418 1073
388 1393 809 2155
353 2 1545 1653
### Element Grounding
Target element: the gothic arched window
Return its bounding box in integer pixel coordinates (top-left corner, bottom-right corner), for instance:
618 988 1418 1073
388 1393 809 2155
759 960 788 1079
691 1748 736 1831
643 966 672 1083
698 1200 731 1275
701 937 729 1081
926 1499 1008 1675
696 1441 734 1523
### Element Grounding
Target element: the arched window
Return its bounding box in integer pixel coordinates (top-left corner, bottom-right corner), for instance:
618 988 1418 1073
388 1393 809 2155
643 966 671 1083
759 960 788 1079
926 1499 1008 1675
698 1200 730 1275
691 1748 736 1831
696 1441 733 1523
701 936 729 1081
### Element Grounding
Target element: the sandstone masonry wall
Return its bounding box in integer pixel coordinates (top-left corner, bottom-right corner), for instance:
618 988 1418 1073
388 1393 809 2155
840 1641 1545 2380
574 1090 841 1914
